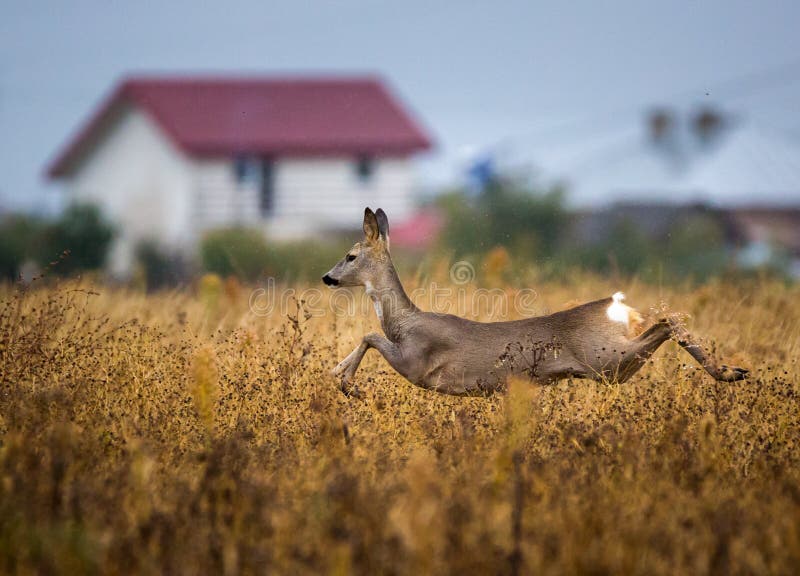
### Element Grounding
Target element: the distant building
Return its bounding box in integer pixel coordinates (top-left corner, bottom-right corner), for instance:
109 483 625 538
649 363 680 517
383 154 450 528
571 201 800 277
534 107 800 208
47 76 432 276
572 202 713 245
532 107 800 275
721 207 800 275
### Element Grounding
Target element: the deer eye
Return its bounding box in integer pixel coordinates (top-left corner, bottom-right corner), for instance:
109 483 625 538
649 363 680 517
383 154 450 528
346 254 357 262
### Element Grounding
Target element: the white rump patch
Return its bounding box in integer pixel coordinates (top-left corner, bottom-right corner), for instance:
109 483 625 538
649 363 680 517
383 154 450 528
606 291 632 326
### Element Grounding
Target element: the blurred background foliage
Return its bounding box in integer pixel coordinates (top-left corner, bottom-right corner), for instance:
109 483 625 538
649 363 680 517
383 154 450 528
0 203 114 280
435 176 735 283
0 214 44 280
0 185 782 289
199 229 350 284
436 179 567 261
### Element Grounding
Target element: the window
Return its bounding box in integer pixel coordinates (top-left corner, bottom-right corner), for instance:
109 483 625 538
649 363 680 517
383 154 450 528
259 158 275 216
355 156 376 183
233 156 275 217
234 155 257 184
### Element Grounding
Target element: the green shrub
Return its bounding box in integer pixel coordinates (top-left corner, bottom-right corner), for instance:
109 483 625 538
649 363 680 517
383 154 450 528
39 204 115 276
662 213 730 280
135 241 191 291
0 215 45 281
200 228 270 281
559 217 656 277
262 239 352 281
437 179 568 262
200 227 350 282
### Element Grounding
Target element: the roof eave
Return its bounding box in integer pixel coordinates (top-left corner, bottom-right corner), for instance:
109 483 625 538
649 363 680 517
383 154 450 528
185 140 433 158
46 82 131 179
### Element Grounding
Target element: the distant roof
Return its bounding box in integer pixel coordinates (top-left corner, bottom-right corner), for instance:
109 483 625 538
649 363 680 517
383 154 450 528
532 124 689 206
48 75 433 177
679 126 800 205
531 115 800 208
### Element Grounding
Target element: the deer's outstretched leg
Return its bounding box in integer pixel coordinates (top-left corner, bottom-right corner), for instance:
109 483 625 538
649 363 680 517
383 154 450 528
614 320 673 382
332 332 406 387
663 317 748 381
620 316 748 382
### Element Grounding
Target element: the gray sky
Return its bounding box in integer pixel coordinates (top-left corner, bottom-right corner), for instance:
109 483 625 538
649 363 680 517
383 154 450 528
2 0 800 212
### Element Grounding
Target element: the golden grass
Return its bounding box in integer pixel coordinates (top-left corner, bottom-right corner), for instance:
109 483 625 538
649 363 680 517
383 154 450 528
0 276 798 575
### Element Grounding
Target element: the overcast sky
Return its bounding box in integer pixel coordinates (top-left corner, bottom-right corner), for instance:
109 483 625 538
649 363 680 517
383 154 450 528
2 0 799 212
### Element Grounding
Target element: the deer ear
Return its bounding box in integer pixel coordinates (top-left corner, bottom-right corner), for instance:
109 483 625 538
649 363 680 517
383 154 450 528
375 208 390 248
363 207 380 243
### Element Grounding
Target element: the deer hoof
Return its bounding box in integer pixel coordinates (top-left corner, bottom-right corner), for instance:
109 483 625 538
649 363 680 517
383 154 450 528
718 365 749 382
339 380 364 400
332 359 350 377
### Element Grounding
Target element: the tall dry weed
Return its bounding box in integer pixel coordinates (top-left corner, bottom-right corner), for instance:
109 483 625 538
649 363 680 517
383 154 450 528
0 276 797 574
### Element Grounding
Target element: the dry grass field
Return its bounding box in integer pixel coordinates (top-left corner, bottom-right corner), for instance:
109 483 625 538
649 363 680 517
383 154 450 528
0 272 798 575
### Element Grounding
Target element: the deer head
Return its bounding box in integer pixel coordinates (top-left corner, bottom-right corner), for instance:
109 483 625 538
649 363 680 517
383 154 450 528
322 207 390 288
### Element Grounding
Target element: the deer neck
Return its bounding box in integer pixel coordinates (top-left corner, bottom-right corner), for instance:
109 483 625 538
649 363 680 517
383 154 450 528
365 260 416 336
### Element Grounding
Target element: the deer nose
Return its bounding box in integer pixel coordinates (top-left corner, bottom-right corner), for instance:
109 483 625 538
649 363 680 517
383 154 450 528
322 274 339 286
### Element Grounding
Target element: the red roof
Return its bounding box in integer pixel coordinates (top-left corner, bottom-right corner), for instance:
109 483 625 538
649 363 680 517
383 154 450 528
391 209 444 250
47 75 432 177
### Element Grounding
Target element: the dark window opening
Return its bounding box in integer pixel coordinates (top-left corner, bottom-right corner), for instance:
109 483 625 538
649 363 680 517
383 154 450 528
355 156 375 183
259 158 275 216
234 154 262 185
234 155 251 183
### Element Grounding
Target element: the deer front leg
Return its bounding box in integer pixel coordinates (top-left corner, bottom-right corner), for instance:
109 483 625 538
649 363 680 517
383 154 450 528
332 332 407 391
333 340 369 381
332 339 370 398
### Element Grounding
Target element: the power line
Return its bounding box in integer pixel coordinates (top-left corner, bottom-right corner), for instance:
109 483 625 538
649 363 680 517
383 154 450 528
678 57 800 103
501 57 800 149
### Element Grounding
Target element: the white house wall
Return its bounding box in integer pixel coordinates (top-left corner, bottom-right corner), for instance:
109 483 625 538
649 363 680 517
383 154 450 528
194 159 260 232
66 107 194 276
193 156 415 238
270 157 414 237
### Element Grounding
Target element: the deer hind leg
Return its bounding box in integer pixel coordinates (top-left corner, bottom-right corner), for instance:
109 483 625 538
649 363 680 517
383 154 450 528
662 316 749 382
613 320 673 382
621 316 748 382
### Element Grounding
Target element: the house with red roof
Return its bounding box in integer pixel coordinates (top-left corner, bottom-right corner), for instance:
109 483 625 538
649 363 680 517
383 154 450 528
47 75 432 276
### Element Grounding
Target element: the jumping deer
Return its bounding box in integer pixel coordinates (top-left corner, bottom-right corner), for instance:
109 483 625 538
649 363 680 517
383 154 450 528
322 208 748 396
